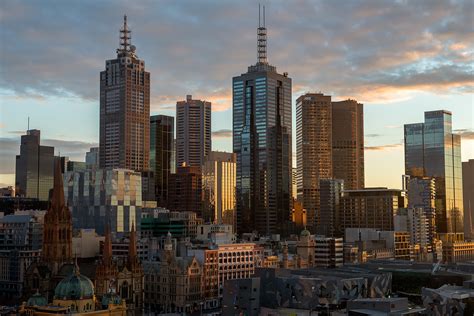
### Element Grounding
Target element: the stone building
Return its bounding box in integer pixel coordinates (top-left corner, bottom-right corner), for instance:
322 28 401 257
95 225 144 313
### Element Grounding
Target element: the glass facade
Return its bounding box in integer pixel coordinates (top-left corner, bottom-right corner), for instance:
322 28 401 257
64 168 142 235
233 63 292 236
404 110 464 240
15 129 55 201
150 115 174 206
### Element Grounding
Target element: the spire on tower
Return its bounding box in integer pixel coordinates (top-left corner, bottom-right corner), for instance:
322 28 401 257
117 15 133 57
103 224 112 263
257 4 268 65
128 222 137 261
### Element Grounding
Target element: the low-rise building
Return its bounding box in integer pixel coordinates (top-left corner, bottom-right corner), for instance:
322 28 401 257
422 281 474 315
442 241 474 263
222 278 260 316
347 297 425 315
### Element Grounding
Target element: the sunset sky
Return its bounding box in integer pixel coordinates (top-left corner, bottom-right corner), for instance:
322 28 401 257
1 0 473 189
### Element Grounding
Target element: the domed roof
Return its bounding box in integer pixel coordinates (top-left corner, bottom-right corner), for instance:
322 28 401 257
300 229 311 237
101 292 122 308
27 291 47 306
54 264 94 300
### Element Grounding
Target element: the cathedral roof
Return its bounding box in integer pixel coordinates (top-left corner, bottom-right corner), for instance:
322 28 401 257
54 263 94 300
27 291 47 307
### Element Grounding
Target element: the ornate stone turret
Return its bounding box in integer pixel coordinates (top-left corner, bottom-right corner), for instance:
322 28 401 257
41 159 72 271
95 224 118 300
127 223 141 272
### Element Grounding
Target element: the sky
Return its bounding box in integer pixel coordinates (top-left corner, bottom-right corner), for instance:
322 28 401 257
0 0 473 189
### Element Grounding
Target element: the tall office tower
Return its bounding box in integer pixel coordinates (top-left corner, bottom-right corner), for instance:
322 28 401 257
168 165 203 216
319 179 344 237
406 177 436 252
176 95 211 168
150 115 174 205
332 100 365 190
296 93 332 232
404 110 464 242
233 6 292 236
462 159 474 240
340 188 406 232
85 147 99 168
100 16 150 171
292 167 297 200
15 129 55 201
203 151 236 224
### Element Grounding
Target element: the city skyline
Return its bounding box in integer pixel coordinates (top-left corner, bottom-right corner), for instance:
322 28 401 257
1 0 473 190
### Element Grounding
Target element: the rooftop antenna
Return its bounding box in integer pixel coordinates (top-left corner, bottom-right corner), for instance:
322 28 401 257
27 117 30 131
257 4 268 64
117 15 131 56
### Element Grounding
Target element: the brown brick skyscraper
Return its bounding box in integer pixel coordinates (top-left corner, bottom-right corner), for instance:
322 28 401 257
332 100 364 190
100 15 150 171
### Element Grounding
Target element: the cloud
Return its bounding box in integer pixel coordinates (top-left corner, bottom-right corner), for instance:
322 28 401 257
0 0 472 107
365 134 382 138
212 129 232 139
365 143 403 151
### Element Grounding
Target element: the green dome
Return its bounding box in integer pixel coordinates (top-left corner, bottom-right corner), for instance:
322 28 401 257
27 291 47 306
300 229 311 237
101 293 122 308
54 266 94 300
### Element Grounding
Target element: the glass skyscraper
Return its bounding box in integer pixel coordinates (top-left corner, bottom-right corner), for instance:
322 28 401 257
15 129 55 201
232 8 292 236
404 110 464 241
150 115 174 206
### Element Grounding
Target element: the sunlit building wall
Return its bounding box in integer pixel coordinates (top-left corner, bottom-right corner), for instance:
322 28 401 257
404 110 464 242
202 151 236 224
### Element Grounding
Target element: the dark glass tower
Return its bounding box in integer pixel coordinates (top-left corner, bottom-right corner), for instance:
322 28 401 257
150 115 174 206
404 110 464 242
15 129 55 201
233 6 292 236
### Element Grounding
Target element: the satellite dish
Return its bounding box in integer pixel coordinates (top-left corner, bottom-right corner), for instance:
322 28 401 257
130 45 136 52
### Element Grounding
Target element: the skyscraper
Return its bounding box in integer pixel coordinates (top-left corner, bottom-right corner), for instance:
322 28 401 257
296 93 332 232
332 99 364 190
150 115 174 205
404 110 464 242
233 6 292 236
462 159 474 240
202 151 236 224
99 15 150 171
176 95 211 168
15 129 55 201
85 147 99 169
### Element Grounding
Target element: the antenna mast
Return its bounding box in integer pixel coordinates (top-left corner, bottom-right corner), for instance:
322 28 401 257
257 4 268 64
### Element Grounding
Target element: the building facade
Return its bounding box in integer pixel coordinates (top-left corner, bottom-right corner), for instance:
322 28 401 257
319 179 344 237
462 159 474 240
202 151 236 224
64 168 142 235
332 99 364 190
406 176 437 251
150 115 174 206
85 147 99 169
0 214 42 301
15 129 55 201
176 95 211 168
167 165 203 216
404 110 464 242
340 188 405 232
100 16 150 171
296 93 332 233
233 12 292 236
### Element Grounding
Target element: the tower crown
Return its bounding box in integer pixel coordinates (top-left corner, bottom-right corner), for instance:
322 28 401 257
116 15 136 58
257 4 268 65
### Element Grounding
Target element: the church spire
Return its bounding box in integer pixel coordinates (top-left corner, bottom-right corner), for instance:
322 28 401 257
51 158 65 211
103 224 112 263
128 222 137 261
